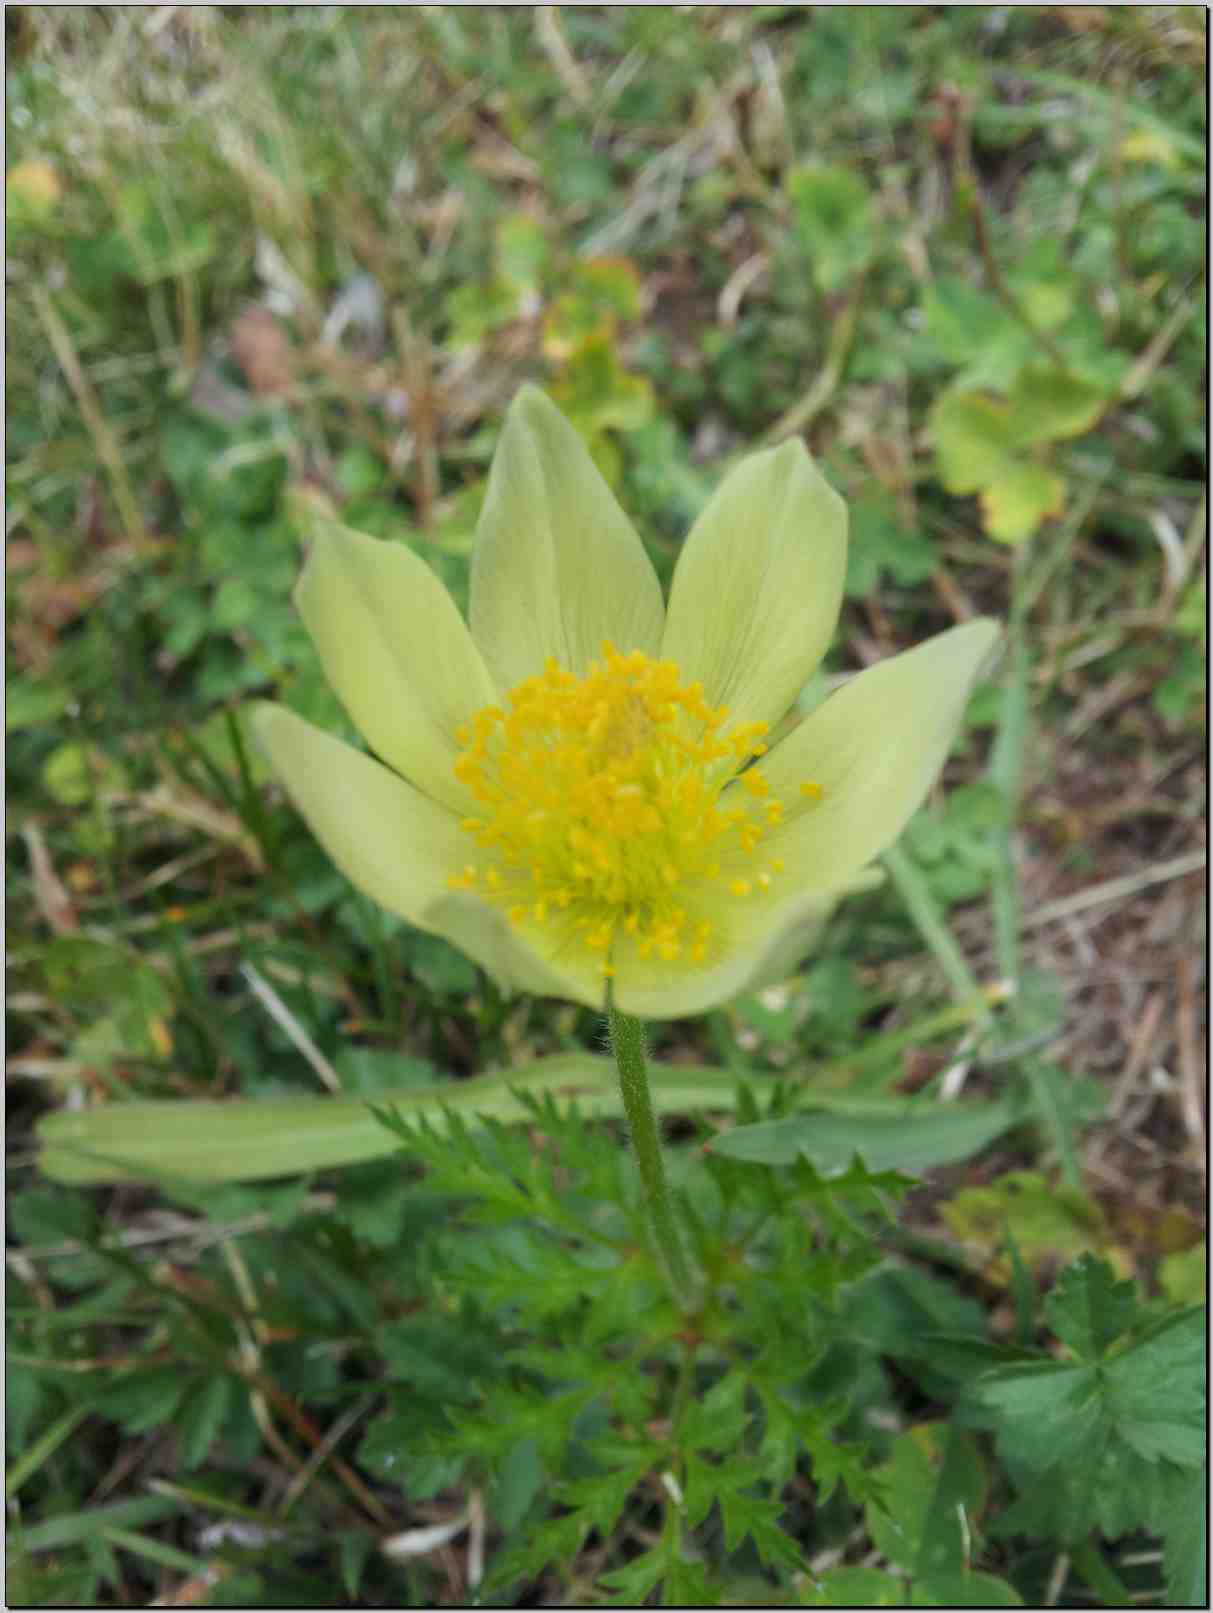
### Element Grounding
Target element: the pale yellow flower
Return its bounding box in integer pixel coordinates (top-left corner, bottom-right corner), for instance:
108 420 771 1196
252 388 998 1017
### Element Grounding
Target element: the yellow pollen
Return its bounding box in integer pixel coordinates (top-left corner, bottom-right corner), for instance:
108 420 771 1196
800 780 823 800
447 642 821 968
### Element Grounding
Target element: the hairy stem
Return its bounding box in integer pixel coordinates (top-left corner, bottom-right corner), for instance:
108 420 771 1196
606 993 696 1310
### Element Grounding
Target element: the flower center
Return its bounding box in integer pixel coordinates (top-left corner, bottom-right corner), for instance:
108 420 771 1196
448 642 820 975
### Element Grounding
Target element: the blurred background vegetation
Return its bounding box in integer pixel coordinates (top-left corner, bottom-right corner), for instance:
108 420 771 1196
5 6 1206 1606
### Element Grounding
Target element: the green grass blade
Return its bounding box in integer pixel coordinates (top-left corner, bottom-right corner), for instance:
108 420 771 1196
100 1527 210 1576
881 842 986 1008
15 1496 178 1554
5 1406 89 1500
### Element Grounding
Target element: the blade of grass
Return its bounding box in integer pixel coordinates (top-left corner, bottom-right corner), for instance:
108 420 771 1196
15 1496 178 1555
100 1527 211 1578
1022 1057 1083 1189
5 1406 89 1500
31 287 151 557
988 618 1030 992
881 842 989 1011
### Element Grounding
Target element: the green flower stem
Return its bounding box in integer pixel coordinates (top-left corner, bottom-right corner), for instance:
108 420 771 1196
606 993 697 1311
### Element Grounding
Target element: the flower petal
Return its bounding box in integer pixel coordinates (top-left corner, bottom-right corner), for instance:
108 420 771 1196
660 438 847 730
470 386 665 688
250 702 467 923
610 872 877 1020
758 619 1001 888
295 520 497 812
422 892 602 1006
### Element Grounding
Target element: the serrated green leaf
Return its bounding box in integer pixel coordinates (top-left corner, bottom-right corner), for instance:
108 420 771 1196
597 1542 669 1603
682 1369 751 1455
718 1481 802 1570
91 1368 191 1436
177 1375 234 1471
1156 1460 1207 1607
1044 1254 1138 1360
556 1451 656 1538
1104 1307 1206 1467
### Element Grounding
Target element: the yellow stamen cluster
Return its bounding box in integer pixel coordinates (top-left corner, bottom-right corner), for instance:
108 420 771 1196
448 642 820 974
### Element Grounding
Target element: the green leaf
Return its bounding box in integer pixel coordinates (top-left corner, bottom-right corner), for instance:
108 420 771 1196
1156 1460 1207 1607
41 742 129 806
542 257 642 358
914 1426 989 1585
913 1570 1023 1606
1104 1307 1206 1467
941 1170 1104 1268
6 677 72 733
920 279 1011 366
177 1375 234 1471
443 277 523 348
597 1542 669 1603
787 164 876 292
8 1185 98 1249
802 1566 908 1606
718 1480 802 1570
496 213 550 298
15 1497 179 1555
93 1367 191 1436
1044 1254 1138 1360
969 1291 1206 1544
338 1533 374 1602
709 1098 1020 1174
682 1369 751 1456
1022 1057 1094 1188
929 387 1072 544
548 330 655 437
844 493 939 598
490 1437 544 1532
556 1449 658 1538
1006 365 1107 446
931 391 1017 495
980 460 1065 545
331 1048 439 1098
1160 1244 1206 1306
866 1425 985 1576
36 1053 740 1184
486 1509 589 1593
